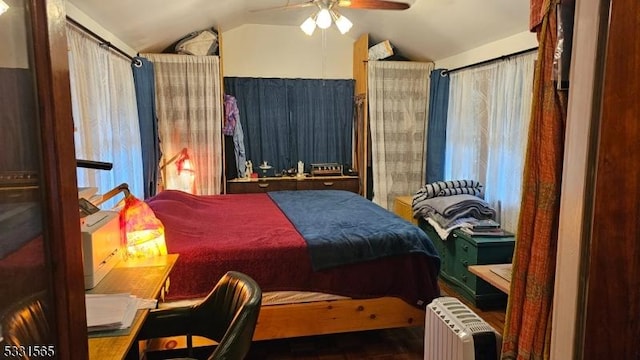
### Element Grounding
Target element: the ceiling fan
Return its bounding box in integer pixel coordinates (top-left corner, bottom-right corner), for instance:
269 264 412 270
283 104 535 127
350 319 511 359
252 0 410 35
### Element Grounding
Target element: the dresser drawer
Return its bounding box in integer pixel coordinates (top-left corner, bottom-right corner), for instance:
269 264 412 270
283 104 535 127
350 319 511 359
296 177 359 193
453 258 507 297
0 187 39 203
419 220 514 308
227 176 359 194
451 231 515 265
227 180 296 194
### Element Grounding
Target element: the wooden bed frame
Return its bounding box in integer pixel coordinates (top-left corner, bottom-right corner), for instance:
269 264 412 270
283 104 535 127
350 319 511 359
254 296 425 340
145 296 426 352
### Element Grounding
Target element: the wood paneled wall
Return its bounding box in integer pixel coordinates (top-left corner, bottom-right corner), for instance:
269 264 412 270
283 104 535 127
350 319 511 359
353 34 368 196
581 0 640 358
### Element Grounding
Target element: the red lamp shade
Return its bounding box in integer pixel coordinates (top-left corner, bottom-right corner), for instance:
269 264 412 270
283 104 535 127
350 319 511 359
160 147 196 194
175 148 195 175
120 195 167 259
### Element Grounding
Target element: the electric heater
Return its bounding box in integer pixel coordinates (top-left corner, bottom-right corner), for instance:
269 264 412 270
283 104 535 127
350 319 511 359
424 297 502 360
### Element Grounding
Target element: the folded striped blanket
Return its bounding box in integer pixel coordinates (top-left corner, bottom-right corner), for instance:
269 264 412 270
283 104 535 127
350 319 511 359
412 180 483 207
412 194 496 223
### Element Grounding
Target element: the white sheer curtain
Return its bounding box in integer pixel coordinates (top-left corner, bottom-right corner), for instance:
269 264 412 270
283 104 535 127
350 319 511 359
142 54 222 195
368 61 433 210
445 51 535 232
67 25 144 204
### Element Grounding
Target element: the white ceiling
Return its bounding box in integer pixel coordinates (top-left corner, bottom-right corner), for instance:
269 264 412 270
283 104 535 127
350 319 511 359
67 0 530 62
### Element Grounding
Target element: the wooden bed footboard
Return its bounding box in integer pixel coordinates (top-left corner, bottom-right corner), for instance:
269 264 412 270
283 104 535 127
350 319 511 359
254 296 425 340
144 297 426 353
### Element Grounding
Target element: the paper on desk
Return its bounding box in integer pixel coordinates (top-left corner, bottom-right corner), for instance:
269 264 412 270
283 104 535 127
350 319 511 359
85 293 159 332
138 297 158 309
85 293 137 332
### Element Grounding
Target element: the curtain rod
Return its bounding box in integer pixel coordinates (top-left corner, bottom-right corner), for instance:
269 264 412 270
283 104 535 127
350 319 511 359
442 46 538 75
66 17 135 61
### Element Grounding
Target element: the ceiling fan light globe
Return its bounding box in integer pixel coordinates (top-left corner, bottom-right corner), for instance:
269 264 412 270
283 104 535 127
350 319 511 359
316 9 332 29
0 0 9 15
334 14 353 34
300 16 317 35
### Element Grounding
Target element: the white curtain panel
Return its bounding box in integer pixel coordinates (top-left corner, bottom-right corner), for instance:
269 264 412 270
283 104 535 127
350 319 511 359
67 25 144 204
445 51 536 232
142 54 223 195
368 61 433 210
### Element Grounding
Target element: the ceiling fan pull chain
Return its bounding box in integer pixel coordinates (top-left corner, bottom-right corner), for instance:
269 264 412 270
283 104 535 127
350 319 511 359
322 29 327 79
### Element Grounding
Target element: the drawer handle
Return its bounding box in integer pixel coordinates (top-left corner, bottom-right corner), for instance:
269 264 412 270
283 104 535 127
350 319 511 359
461 275 467 282
462 260 468 267
258 183 270 188
462 244 469 251
323 182 334 186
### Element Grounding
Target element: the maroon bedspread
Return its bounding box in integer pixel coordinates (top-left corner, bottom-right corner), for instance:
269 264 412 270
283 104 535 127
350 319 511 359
0 236 46 311
146 190 440 308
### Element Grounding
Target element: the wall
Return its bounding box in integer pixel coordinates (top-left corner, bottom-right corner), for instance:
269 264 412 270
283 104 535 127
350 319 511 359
221 24 353 79
552 0 611 357
65 2 137 57
434 30 538 70
62 3 532 80
221 25 536 79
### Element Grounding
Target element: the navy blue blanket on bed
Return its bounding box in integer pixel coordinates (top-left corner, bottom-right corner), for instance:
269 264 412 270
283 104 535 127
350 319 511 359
268 190 440 271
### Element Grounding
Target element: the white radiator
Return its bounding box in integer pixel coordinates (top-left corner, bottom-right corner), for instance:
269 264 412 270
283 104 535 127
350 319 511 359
424 297 502 360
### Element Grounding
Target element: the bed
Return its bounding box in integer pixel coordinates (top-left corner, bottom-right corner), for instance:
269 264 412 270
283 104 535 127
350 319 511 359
145 189 441 340
0 175 46 313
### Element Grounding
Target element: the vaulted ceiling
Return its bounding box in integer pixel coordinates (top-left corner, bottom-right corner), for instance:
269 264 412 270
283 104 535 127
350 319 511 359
67 0 530 62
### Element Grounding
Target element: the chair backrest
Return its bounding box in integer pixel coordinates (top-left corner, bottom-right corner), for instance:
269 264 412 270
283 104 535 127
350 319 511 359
0 292 52 357
192 271 262 360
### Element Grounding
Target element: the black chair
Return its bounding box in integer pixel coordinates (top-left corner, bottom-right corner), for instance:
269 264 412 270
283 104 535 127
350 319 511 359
0 292 53 359
137 271 262 360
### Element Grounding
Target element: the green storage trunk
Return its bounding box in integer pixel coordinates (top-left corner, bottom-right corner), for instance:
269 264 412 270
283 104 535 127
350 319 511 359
420 219 515 309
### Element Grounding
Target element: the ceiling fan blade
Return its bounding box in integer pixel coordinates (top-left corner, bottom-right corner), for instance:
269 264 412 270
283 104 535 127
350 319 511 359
337 0 410 10
250 1 316 12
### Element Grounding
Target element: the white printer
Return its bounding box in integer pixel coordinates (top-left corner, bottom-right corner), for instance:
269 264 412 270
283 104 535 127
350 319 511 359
80 210 121 289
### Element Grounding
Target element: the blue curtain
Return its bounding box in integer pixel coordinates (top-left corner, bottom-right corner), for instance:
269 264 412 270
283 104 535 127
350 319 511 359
288 79 353 170
224 77 354 174
426 69 450 183
131 57 160 198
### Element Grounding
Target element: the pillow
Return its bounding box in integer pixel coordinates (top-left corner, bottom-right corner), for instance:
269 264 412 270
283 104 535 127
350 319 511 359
175 29 218 56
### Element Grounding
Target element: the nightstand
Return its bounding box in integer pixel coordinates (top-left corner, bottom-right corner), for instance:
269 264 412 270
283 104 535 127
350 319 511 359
393 196 417 225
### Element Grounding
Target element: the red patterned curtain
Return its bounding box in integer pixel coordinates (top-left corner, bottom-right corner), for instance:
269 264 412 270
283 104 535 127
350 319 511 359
501 0 568 359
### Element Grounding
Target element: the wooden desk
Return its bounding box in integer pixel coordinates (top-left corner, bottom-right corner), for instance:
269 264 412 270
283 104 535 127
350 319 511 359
468 263 511 295
87 254 178 360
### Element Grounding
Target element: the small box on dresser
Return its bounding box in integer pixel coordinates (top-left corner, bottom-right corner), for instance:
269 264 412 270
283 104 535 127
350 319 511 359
420 219 515 309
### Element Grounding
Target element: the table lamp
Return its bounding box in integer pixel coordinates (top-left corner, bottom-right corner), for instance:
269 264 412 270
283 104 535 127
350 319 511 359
121 195 168 259
92 183 168 259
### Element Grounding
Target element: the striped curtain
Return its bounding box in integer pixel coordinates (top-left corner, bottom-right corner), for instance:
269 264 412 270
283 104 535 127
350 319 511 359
501 0 568 358
368 61 433 210
142 54 223 195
